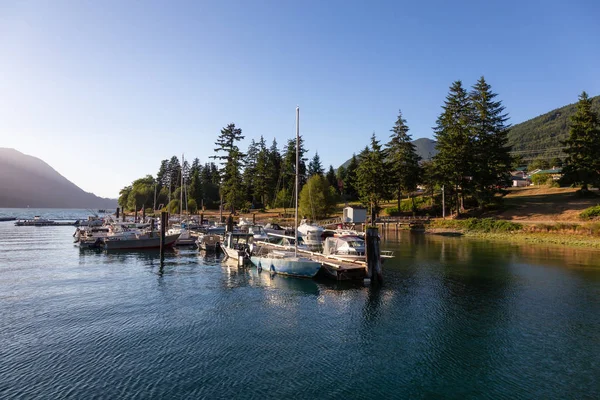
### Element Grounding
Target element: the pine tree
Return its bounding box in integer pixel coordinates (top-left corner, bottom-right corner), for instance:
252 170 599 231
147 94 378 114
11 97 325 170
386 110 422 210
167 156 181 200
281 136 308 196
344 154 359 200
253 137 269 207
308 152 324 176
213 123 246 212
561 91 600 192
470 77 513 206
242 139 259 205
266 139 282 206
432 80 474 215
326 165 337 190
356 134 388 218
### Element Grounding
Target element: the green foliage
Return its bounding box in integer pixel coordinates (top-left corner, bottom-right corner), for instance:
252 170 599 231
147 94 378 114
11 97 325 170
385 197 432 215
299 175 337 219
273 187 291 209
531 173 551 185
507 95 600 164
307 152 324 176
118 186 132 210
166 199 180 214
561 91 600 191
356 135 388 214
187 199 198 214
386 109 422 209
432 218 522 232
579 205 600 220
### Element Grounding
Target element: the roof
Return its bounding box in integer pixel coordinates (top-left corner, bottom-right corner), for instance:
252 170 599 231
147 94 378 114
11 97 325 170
531 168 562 175
511 175 527 181
515 167 527 171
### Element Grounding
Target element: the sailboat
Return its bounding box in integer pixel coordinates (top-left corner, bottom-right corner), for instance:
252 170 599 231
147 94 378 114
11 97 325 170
250 107 323 278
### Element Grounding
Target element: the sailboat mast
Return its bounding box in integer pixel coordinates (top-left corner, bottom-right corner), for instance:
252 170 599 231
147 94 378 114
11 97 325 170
180 153 184 217
295 106 299 257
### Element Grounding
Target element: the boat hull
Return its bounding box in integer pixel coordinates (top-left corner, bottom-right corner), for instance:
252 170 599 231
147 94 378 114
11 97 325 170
103 233 179 250
250 255 322 278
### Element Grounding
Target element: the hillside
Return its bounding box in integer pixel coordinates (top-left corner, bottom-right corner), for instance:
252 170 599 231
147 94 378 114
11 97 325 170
507 95 600 163
0 148 117 208
339 137 437 169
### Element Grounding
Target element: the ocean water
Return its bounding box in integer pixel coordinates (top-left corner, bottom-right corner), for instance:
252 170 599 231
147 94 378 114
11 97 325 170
0 209 599 399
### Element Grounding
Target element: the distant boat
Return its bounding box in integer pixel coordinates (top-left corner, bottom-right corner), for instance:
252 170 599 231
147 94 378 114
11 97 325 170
15 216 65 226
220 231 254 262
249 107 322 278
103 231 180 250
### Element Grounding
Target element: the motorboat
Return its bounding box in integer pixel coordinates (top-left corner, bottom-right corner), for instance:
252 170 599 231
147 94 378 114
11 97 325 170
220 231 254 263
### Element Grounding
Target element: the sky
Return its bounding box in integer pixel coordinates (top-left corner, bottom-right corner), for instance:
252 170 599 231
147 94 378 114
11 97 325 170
1 0 599 198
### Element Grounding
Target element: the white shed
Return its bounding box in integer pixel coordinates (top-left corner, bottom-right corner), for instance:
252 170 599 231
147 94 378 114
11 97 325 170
343 206 367 223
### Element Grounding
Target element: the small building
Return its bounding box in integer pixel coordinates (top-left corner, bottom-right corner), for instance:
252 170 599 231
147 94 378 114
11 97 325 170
343 206 367 223
511 175 529 187
530 168 563 181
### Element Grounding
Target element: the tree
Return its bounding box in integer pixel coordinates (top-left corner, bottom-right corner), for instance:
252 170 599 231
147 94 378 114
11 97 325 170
432 80 474 215
561 91 600 192
281 136 308 195
527 157 550 171
299 174 337 220
118 185 132 210
187 199 198 214
213 123 246 212
127 175 155 211
344 154 359 201
326 165 337 190
243 139 259 205
470 77 513 206
266 139 282 207
356 135 388 218
253 136 270 207
386 110 421 210
308 152 324 176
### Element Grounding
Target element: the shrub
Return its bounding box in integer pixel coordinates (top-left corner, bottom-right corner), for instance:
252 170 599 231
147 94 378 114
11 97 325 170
531 173 551 185
580 205 600 220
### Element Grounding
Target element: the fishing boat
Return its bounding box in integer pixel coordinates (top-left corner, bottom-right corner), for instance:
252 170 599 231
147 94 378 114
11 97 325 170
322 235 366 260
220 231 254 263
250 107 322 278
103 230 180 250
297 219 324 250
197 233 221 252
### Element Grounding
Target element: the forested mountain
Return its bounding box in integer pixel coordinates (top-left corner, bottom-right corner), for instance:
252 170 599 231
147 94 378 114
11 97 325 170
508 95 600 163
339 137 437 169
0 148 117 208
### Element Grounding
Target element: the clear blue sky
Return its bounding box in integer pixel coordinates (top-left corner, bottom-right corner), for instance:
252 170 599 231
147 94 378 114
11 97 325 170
1 0 598 198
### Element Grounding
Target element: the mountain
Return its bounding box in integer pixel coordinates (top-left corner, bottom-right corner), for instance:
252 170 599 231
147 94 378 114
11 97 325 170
0 148 118 208
507 95 600 163
339 137 438 170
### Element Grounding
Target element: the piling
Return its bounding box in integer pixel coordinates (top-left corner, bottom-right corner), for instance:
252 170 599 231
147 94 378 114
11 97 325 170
150 217 155 238
252 213 256 225
116 208 120 220
226 214 234 232
200 213 204 225
160 211 167 264
142 205 145 223
134 208 138 223
365 227 383 285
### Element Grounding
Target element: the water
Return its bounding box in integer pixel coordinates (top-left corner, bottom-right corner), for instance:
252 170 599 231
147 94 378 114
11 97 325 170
1 209 599 399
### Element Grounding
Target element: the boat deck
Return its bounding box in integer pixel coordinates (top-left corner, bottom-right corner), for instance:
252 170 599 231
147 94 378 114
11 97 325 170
255 242 367 280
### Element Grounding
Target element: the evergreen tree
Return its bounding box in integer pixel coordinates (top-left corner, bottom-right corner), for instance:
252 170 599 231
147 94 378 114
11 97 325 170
561 91 600 192
326 165 337 190
336 166 347 196
213 123 246 212
386 110 421 210
470 77 513 206
356 135 388 218
281 136 308 197
345 154 359 200
266 139 282 206
308 152 324 176
201 162 220 209
432 80 474 215
189 167 203 207
167 156 181 200
242 139 259 205
253 137 269 207
156 159 169 191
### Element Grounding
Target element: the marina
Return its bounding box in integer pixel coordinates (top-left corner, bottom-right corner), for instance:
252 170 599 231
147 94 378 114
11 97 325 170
1 209 599 399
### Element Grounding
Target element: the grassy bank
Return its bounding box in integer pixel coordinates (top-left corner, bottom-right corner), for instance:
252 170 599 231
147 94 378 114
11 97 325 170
428 218 600 249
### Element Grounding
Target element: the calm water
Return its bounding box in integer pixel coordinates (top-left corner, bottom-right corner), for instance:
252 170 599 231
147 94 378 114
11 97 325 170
1 209 599 399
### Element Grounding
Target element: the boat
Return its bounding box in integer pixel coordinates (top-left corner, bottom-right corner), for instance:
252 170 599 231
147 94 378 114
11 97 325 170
263 222 288 236
220 231 254 263
249 107 322 278
197 233 221 252
103 231 180 250
297 219 324 250
322 235 366 260
15 216 65 226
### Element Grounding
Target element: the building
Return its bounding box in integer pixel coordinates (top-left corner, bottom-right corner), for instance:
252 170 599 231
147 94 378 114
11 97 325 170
342 206 367 223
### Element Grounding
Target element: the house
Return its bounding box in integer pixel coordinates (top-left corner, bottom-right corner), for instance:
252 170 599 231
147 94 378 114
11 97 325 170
511 175 529 187
530 167 563 181
343 206 367 223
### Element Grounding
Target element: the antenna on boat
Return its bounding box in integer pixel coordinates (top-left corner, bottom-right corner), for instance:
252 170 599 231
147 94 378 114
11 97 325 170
295 106 299 258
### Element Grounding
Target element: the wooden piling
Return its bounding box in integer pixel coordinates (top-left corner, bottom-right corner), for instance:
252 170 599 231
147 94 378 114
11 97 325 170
365 227 383 285
116 208 120 220
142 205 145 222
150 217 155 238
252 213 256 225
134 208 138 223
160 211 167 263
226 214 234 232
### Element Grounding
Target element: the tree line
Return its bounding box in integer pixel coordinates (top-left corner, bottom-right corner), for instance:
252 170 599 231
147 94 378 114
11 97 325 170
118 77 598 219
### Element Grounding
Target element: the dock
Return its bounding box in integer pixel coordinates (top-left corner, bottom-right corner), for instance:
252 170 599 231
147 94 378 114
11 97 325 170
0 217 16 222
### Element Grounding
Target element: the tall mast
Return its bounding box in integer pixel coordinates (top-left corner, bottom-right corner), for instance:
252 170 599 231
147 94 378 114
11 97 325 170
295 106 299 257
180 153 184 217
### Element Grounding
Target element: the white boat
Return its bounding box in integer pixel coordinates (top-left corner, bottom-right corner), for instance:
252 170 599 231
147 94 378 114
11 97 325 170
103 231 180 250
220 231 254 263
249 107 322 278
322 235 366 260
297 219 324 250
196 233 221 252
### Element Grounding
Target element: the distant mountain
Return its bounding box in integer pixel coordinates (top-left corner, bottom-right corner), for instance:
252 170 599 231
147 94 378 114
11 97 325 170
339 137 438 170
0 148 117 208
507 95 600 162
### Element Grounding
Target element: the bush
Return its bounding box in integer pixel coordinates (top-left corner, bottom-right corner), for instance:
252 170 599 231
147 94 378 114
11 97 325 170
431 218 522 232
580 205 600 220
531 173 551 185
